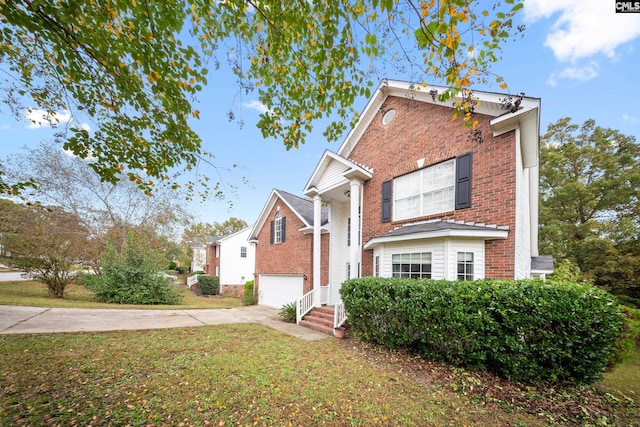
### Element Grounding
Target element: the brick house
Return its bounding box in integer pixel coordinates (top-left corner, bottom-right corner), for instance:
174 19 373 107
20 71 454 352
301 79 552 309
249 189 329 308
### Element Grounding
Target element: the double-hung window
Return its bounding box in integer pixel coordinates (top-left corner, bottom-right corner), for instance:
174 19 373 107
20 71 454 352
274 212 284 244
240 246 247 258
391 253 432 279
394 159 455 221
457 252 474 281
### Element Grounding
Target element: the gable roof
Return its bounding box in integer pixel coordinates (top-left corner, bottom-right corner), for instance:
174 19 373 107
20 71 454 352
304 150 373 198
337 79 541 168
363 219 509 250
249 189 329 241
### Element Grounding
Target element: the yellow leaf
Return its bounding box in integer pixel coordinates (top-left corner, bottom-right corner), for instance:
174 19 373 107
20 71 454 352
499 83 507 90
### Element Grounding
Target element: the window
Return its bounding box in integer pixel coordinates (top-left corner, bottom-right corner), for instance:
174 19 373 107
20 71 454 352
215 245 220 258
270 212 286 244
275 212 284 243
392 253 432 279
374 256 380 277
240 246 247 258
457 252 474 281
347 217 351 247
394 159 455 220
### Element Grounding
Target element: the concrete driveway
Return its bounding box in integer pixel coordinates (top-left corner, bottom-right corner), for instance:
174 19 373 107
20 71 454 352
0 305 328 341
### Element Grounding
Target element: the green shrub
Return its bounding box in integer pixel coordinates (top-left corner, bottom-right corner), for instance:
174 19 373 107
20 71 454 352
243 280 257 306
340 278 623 384
279 301 297 323
167 261 177 270
609 305 640 367
83 233 183 305
198 275 220 296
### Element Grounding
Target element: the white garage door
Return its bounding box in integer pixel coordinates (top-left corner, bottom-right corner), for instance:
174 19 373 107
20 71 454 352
258 274 304 309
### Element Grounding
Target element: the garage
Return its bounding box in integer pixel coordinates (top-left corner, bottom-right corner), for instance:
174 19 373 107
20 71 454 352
258 274 304 309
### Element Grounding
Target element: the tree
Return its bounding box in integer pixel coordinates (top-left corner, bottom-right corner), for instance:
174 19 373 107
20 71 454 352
539 118 640 305
3 142 189 267
1 0 524 197
83 230 183 305
0 199 89 298
211 217 248 236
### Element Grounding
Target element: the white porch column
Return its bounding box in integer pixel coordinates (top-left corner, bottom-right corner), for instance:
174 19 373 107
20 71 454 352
312 193 322 306
349 179 362 279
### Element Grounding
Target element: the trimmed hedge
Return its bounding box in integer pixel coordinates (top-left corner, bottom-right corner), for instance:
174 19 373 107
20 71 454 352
340 278 624 384
198 275 220 296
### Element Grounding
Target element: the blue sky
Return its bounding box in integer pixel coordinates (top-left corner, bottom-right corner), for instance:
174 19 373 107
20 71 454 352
1 0 639 230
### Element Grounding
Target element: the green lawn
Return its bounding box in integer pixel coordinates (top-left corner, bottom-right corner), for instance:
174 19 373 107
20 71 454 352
0 280 242 309
1 325 638 426
1 280 639 426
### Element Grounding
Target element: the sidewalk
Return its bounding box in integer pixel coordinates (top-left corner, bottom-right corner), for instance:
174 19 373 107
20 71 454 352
0 305 328 341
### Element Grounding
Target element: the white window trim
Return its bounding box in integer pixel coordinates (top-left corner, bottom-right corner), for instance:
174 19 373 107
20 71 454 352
393 159 455 221
391 252 433 279
275 212 283 244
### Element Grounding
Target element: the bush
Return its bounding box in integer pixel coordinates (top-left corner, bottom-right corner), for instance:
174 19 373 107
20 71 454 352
83 233 183 305
198 275 220 296
167 261 177 270
340 278 624 384
609 305 640 367
243 280 257 306
279 301 297 323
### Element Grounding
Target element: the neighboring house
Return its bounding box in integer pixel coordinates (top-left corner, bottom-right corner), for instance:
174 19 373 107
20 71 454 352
204 226 256 296
249 189 329 309
190 237 210 273
300 79 552 308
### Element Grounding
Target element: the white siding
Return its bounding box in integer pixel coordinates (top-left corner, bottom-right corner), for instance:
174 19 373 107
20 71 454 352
219 227 256 286
378 239 446 279
329 201 350 303
445 240 485 280
191 247 206 272
514 129 532 279
317 159 349 192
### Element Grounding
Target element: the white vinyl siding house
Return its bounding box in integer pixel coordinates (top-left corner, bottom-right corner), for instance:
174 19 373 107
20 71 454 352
217 226 255 287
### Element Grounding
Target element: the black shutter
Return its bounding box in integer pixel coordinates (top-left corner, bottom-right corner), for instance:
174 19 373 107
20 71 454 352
281 217 286 243
455 152 472 209
269 220 274 244
381 180 392 223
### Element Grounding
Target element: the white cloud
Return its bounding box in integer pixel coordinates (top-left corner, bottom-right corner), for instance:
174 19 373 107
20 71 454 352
622 113 639 124
1 124 10 131
242 100 268 114
557 62 599 82
525 0 640 62
25 108 72 129
24 108 90 132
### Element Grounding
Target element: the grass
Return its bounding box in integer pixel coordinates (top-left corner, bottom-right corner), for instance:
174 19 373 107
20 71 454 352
1 325 638 426
0 280 243 310
1 279 638 425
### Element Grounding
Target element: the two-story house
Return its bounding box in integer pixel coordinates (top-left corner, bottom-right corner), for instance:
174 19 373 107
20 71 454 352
301 79 552 310
204 226 256 296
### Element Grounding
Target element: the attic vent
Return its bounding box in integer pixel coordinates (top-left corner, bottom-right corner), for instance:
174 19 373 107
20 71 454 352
382 109 396 125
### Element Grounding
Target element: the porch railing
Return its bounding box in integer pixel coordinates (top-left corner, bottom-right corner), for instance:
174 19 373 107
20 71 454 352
187 275 198 288
296 289 315 324
334 301 347 328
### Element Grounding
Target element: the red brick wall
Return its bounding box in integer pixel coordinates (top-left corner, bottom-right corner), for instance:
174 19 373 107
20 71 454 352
254 197 330 295
348 96 517 279
204 244 220 276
